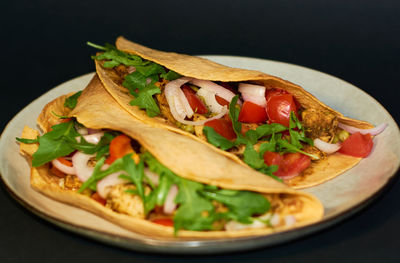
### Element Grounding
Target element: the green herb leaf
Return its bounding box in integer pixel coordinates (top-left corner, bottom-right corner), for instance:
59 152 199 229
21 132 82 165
119 155 145 205
160 70 182 81
200 189 270 224
174 179 215 232
64 91 82 109
16 137 39 144
203 126 236 150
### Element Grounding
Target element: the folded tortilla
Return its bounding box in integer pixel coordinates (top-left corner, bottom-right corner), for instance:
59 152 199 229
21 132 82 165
94 37 373 189
19 75 323 238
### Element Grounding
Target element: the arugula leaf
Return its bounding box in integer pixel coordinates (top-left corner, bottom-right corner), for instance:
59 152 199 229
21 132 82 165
78 157 124 192
289 112 313 147
129 85 161 117
64 91 82 109
174 179 215 232
119 155 145 205
203 126 236 150
160 70 182 81
245 123 288 144
31 121 78 167
16 137 38 144
242 143 279 179
200 189 270 224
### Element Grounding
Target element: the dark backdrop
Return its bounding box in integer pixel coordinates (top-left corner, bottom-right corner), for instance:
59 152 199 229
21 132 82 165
1 1 399 262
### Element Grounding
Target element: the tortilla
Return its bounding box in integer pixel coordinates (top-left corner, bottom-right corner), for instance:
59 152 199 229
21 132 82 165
19 75 323 238
95 37 373 189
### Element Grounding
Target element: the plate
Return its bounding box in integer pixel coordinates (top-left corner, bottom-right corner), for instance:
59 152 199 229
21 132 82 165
1 57 399 254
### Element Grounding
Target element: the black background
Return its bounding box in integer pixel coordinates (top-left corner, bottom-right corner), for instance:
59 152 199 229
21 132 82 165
1 0 399 262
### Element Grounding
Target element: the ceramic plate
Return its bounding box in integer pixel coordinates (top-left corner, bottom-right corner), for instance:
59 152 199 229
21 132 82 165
1 56 399 254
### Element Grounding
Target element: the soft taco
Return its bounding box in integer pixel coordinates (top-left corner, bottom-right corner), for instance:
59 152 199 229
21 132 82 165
90 37 386 189
17 75 323 238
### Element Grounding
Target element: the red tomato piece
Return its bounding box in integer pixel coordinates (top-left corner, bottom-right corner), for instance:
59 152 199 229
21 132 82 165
151 218 174 227
266 93 297 127
91 192 107 206
204 117 236 140
338 132 373 158
215 95 230 107
238 101 268 123
263 152 310 179
182 85 208 114
106 134 134 164
57 157 73 167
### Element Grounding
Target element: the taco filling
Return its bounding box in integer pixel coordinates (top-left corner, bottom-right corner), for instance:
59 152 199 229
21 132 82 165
17 90 323 237
88 41 386 185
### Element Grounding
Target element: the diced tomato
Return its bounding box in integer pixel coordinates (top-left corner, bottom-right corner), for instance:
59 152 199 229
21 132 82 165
215 95 230 107
338 132 373 158
106 134 134 164
50 165 66 178
263 151 310 179
181 85 208 114
265 91 297 127
91 192 106 206
151 218 174 227
204 116 236 140
238 101 268 123
60 118 73 123
57 157 73 167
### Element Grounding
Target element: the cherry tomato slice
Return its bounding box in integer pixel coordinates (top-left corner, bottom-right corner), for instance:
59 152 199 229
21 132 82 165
263 151 310 179
215 95 230 107
91 192 107 206
182 85 208 114
204 117 236 140
238 101 268 123
266 93 297 127
338 132 373 157
151 218 174 227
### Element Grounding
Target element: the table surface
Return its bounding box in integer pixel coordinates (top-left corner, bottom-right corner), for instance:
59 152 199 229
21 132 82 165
1 1 399 262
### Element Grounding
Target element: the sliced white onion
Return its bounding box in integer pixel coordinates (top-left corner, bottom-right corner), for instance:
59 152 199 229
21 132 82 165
51 158 77 175
270 214 281 227
76 127 88 135
284 215 296 227
224 220 266 231
72 152 95 182
75 132 104 144
165 78 229 125
127 66 136 74
165 77 194 119
96 172 129 199
238 83 267 107
197 87 224 113
163 184 178 215
314 138 342 154
338 122 387 136
144 168 159 186
190 79 241 105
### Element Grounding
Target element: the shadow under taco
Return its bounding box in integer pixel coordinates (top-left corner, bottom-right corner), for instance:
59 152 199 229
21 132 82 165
91 37 384 189
17 75 323 238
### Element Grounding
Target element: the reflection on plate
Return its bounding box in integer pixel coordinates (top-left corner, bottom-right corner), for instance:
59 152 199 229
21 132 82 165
1 57 399 254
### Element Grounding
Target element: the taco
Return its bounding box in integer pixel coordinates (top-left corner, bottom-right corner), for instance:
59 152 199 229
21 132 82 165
90 37 386 189
17 75 323 238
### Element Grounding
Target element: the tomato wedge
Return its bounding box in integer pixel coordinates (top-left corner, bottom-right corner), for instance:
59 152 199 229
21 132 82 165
57 157 73 167
238 101 268 123
338 132 373 157
204 116 236 140
265 89 297 127
182 85 208 114
215 95 230 107
91 192 107 206
263 151 310 179
106 134 134 164
151 218 174 227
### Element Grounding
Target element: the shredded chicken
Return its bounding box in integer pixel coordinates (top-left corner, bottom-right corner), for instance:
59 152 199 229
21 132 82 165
301 108 338 142
106 184 146 219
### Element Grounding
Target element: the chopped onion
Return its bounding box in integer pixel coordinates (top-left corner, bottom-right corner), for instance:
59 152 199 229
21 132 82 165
224 220 266 231
75 132 104 144
284 215 296 227
144 168 159 186
72 152 95 182
97 172 128 199
270 214 280 226
76 127 88 135
238 83 267 107
163 184 178 215
190 79 241 105
338 122 388 136
165 77 194 119
165 77 228 125
127 66 136 74
51 158 76 175
197 87 224 113
314 138 342 154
